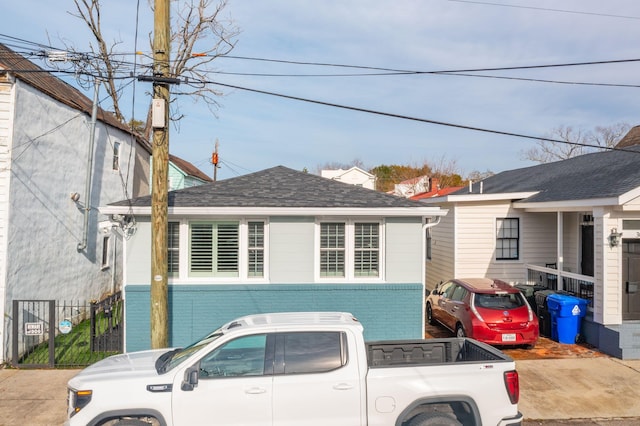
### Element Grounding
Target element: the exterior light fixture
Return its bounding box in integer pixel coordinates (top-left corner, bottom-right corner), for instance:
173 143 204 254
609 228 623 248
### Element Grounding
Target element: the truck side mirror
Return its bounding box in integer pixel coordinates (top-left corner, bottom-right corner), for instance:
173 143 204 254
181 366 199 391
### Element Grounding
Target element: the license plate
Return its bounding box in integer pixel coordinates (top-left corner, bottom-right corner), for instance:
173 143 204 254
502 333 516 342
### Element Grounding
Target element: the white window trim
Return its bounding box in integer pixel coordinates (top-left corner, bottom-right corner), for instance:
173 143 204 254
495 216 521 262
314 218 384 282
174 218 269 283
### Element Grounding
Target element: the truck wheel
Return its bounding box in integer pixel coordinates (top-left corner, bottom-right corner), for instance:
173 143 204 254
426 303 435 325
409 412 462 426
455 324 466 338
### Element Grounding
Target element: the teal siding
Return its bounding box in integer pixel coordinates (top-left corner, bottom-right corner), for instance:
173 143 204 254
125 283 423 351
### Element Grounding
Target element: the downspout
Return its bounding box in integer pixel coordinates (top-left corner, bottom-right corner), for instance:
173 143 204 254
77 79 100 251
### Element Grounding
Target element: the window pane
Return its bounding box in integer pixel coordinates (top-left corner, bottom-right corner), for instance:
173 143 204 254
190 223 213 272
168 222 179 275
248 221 264 277
496 218 519 260
282 332 344 374
320 223 345 277
199 334 267 378
354 223 379 277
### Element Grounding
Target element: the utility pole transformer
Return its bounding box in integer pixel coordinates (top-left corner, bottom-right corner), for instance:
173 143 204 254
150 0 170 349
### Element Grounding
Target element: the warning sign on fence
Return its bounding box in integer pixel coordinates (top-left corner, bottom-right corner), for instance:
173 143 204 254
24 322 44 336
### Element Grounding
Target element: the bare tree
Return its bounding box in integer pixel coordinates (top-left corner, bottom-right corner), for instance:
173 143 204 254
522 122 631 164
62 0 239 128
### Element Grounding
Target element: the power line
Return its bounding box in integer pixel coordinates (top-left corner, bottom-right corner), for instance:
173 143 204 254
202 78 640 155
448 0 640 20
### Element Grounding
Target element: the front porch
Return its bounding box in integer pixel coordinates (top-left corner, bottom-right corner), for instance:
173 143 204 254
525 264 640 359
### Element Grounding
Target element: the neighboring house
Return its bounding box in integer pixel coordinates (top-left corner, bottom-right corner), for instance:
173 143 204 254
101 166 447 351
135 140 212 194
168 154 212 191
392 175 430 198
321 166 376 189
420 134 640 358
409 178 464 201
0 44 141 362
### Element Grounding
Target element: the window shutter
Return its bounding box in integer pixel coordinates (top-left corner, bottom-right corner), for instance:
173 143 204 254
190 223 213 273
216 223 239 272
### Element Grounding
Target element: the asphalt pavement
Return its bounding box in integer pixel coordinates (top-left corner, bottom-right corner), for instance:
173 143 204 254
1 347 640 425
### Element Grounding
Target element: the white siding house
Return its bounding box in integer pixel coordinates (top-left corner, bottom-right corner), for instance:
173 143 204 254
0 44 139 363
421 132 640 359
321 167 376 189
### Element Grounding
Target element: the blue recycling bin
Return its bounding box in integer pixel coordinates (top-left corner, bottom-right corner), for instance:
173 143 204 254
546 293 588 344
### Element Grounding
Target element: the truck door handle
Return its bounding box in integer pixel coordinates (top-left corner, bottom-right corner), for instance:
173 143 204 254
333 383 354 390
245 387 267 394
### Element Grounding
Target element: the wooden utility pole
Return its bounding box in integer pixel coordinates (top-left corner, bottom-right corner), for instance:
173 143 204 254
150 0 170 349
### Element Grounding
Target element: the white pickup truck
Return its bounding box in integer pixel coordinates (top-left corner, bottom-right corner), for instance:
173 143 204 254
66 312 523 426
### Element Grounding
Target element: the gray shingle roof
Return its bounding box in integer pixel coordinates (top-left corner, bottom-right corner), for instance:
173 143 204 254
110 166 429 208
454 145 640 202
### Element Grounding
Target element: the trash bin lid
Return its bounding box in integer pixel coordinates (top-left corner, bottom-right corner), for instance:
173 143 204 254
547 293 588 316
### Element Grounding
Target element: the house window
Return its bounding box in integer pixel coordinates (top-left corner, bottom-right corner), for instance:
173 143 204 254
112 142 120 171
496 218 519 260
320 223 345 277
101 235 110 269
189 222 239 277
248 221 264 277
168 221 180 276
319 221 382 279
354 223 379 277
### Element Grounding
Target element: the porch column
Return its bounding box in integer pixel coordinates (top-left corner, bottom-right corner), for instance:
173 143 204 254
557 211 564 290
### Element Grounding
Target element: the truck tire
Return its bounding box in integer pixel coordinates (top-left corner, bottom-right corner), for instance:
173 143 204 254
409 412 462 426
455 324 466 338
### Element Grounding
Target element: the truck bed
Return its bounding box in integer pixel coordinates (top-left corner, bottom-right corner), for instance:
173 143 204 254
366 337 510 367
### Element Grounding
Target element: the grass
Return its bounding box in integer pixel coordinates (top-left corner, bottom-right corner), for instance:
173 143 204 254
19 308 122 367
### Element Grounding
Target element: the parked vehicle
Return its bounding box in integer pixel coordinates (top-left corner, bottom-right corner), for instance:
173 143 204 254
66 311 523 426
426 278 539 348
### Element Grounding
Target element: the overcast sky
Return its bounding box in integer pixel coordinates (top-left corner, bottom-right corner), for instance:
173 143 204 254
2 0 640 180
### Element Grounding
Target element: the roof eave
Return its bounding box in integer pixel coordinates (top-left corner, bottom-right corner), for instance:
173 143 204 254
419 192 539 204
514 197 620 212
100 205 448 217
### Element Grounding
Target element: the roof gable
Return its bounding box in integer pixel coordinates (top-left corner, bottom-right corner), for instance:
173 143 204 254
169 154 212 182
0 43 135 137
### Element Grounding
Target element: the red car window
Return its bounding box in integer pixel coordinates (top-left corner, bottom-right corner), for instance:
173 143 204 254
474 293 525 310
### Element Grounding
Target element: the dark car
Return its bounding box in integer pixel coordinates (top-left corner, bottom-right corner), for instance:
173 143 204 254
426 278 539 348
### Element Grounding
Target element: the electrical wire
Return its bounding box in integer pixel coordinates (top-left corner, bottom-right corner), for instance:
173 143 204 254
202 78 640 155
448 0 640 20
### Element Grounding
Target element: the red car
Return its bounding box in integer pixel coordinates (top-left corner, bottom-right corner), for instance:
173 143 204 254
426 278 539 348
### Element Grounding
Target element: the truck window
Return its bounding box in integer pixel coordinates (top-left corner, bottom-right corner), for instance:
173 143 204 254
278 332 346 375
198 334 267 378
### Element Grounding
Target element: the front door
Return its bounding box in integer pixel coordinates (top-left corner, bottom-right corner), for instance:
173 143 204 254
622 240 640 320
172 334 273 426
581 223 594 276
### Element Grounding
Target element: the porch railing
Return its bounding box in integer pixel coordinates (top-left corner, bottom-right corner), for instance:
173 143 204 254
525 264 594 307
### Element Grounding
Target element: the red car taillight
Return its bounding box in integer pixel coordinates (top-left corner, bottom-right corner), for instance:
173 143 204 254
504 370 520 404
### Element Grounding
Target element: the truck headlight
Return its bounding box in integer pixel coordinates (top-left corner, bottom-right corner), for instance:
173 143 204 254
69 389 92 417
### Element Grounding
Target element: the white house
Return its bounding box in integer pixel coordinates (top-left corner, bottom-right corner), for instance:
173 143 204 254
0 43 139 363
321 167 376 189
420 131 640 359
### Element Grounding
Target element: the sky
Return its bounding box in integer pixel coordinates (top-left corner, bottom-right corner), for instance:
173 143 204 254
2 0 640 181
